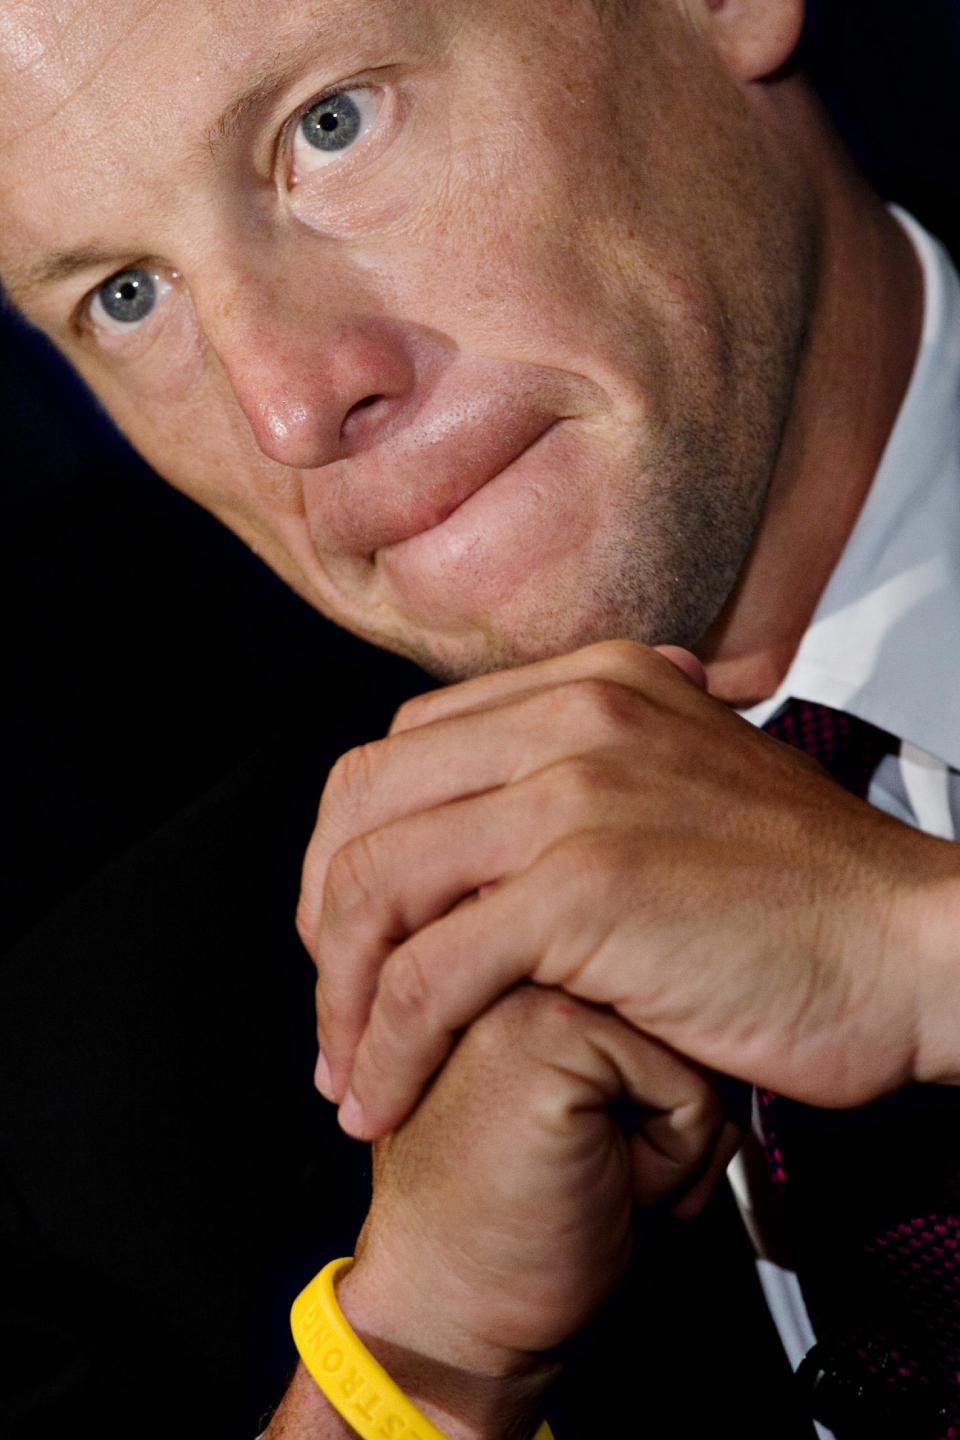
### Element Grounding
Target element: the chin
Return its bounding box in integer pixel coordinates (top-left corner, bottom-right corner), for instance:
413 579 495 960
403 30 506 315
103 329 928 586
368 592 655 684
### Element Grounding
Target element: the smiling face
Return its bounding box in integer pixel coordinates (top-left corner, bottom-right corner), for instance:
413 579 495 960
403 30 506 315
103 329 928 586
0 0 817 678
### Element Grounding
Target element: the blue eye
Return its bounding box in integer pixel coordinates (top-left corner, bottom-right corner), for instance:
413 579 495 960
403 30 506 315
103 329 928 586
98 267 157 324
300 92 363 153
292 87 380 176
88 266 174 340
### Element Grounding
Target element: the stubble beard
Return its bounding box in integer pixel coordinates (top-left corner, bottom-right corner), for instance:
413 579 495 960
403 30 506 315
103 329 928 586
410 320 809 684
586 375 795 656
382 191 818 684
593 217 818 657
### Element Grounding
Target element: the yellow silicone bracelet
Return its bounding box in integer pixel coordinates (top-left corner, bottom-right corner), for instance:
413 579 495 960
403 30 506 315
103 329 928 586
291 1257 554 1440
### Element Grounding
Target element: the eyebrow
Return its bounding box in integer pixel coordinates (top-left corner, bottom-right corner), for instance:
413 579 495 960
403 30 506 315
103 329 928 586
4 244 126 306
204 53 300 155
3 45 313 311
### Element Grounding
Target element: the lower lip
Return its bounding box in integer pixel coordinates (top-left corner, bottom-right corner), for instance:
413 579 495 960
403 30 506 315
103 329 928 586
378 420 590 617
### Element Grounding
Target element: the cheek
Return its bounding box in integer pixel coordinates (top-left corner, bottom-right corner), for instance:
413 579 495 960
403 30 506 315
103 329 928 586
288 75 448 238
72 302 206 406
359 127 648 390
347 46 675 399
87 359 303 538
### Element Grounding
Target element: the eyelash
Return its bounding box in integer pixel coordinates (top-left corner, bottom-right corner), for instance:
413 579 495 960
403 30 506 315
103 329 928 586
78 76 387 338
286 82 383 184
83 267 175 339
291 81 351 139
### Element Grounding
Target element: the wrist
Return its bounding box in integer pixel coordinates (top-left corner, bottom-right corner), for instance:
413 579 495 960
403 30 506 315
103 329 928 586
336 1256 558 1440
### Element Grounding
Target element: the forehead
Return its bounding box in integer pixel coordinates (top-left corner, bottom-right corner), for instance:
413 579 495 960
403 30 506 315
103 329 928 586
0 1 246 260
0 0 427 299
0 0 277 145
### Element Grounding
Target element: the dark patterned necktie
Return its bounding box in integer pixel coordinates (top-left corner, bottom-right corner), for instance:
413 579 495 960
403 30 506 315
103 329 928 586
759 698 960 1440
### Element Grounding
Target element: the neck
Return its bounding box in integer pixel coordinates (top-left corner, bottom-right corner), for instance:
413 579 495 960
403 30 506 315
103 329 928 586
697 109 924 708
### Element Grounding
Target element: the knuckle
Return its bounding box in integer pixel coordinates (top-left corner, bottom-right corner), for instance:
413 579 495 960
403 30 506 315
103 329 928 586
377 942 434 1032
681 1080 726 1138
456 988 588 1086
389 690 439 734
537 987 585 1029
579 638 662 689
543 827 616 887
295 894 317 954
691 1082 723 1126
583 638 671 694
324 832 382 928
475 984 542 1038
325 740 380 809
542 753 618 812
459 986 549 1067
512 987 584 1049
585 638 648 671
322 749 352 805
557 676 639 734
536 829 629 922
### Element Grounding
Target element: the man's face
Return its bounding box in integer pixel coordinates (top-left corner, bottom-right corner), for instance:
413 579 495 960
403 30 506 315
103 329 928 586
0 0 815 678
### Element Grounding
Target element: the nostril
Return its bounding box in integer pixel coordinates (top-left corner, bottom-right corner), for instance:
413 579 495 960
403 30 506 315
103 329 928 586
340 392 393 452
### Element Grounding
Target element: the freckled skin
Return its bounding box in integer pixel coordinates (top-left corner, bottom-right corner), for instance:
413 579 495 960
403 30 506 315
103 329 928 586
0 0 914 696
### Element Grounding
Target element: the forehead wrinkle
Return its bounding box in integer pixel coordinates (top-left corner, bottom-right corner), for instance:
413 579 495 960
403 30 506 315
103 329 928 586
0 0 165 148
0 0 403 310
0 36 331 307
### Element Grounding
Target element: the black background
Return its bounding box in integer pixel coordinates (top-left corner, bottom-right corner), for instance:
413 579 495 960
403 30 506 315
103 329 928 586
2 4 959 1437
4 0 960 941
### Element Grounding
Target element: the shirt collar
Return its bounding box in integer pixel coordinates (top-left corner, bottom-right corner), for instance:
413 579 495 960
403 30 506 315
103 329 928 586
740 208 960 770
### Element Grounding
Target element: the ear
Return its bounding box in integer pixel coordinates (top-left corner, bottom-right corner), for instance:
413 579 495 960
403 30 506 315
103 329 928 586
696 0 805 82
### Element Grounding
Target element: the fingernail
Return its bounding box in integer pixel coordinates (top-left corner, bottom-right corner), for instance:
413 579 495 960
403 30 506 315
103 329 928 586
314 1050 335 1101
338 1090 367 1138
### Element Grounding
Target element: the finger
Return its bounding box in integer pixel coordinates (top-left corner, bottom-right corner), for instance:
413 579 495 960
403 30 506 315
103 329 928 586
653 645 707 691
668 1117 745 1220
451 987 725 1205
301 643 721 955
336 841 613 1139
315 760 624 1096
388 638 704 736
627 1089 728 1201
299 670 671 956
576 1013 726 1205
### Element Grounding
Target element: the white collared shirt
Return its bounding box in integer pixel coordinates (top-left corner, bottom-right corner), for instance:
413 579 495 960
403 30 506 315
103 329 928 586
732 208 960 1438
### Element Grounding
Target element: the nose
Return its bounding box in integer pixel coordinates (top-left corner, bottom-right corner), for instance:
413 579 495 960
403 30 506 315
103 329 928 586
198 273 420 470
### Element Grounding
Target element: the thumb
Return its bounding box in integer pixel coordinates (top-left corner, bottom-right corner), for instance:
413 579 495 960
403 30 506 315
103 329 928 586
654 644 707 690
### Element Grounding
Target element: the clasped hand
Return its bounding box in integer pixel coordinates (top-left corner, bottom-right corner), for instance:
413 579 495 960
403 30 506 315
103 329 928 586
287 640 960 1431
300 640 958 1143
329 986 737 1439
